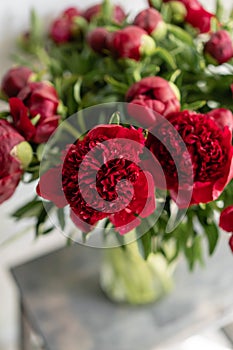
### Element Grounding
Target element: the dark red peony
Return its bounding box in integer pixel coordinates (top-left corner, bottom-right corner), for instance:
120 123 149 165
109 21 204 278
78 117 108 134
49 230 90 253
0 120 25 204
87 27 109 54
108 26 155 61
133 8 167 39
37 125 156 234
9 81 60 144
219 206 233 232
146 110 233 207
83 4 126 24
50 7 81 43
126 76 180 127
204 30 233 65
1 66 33 98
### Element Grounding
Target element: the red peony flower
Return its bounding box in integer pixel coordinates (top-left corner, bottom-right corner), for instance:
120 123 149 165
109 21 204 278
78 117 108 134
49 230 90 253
83 4 126 24
50 7 81 43
207 108 233 131
152 0 215 33
9 82 60 144
219 205 233 232
37 125 156 235
126 76 180 127
87 27 109 54
185 7 214 33
146 110 233 207
108 26 156 61
133 8 167 39
0 120 25 204
1 66 33 98
204 30 233 65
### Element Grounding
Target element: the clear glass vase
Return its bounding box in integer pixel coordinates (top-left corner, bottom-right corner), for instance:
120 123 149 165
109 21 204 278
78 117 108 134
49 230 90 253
99 240 176 305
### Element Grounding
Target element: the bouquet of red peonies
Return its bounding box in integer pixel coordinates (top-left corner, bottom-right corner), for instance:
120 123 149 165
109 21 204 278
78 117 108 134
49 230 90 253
1 0 233 279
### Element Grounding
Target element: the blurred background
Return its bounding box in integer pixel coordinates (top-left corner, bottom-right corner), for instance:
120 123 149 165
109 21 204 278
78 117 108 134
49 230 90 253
0 0 232 349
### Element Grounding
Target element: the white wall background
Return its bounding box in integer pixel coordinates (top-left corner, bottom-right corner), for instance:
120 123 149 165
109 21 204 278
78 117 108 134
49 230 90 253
0 0 232 349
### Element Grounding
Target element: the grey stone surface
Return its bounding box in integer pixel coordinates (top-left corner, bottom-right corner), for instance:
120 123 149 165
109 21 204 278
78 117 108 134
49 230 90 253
11 236 233 350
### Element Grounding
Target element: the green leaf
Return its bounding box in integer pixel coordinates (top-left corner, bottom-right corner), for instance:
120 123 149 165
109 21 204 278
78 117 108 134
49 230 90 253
12 200 43 219
104 75 129 94
182 100 207 111
153 47 177 69
138 231 152 260
30 9 43 45
216 0 224 21
36 202 54 236
57 208 65 230
204 223 219 255
109 111 121 125
167 24 194 46
73 78 82 104
185 235 204 271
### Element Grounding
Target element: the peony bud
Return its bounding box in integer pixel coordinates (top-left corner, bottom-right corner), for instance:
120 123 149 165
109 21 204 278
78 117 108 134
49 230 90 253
50 7 81 43
159 0 215 33
11 141 33 169
126 76 181 127
229 235 233 253
109 26 156 61
207 108 233 130
166 1 187 23
220 205 233 232
204 30 233 65
83 4 126 24
133 8 167 40
87 27 109 54
1 66 33 98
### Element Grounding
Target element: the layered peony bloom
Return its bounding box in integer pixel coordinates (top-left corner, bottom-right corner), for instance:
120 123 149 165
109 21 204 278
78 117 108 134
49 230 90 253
126 76 180 127
9 82 60 144
1 66 33 98
50 7 81 43
0 120 25 204
107 26 156 61
133 8 167 39
87 27 109 54
146 110 233 207
204 30 233 65
83 4 126 24
150 0 215 33
37 125 156 234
